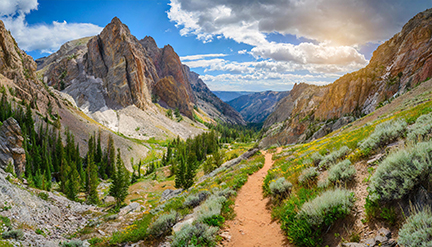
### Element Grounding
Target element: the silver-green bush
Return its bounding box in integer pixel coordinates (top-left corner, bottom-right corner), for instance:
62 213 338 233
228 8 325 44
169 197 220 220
298 167 319 185
398 207 432 247
319 146 350 168
359 119 407 152
147 210 178 238
171 222 218 247
407 113 432 143
1 229 24 240
269 177 292 198
310 152 323 166
61 240 84 247
328 160 356 184
369 141 432 202
298 188 355 226
183 190 210 208
196 195 226 223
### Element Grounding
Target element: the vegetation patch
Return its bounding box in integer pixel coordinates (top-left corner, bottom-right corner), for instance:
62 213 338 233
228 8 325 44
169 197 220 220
398 207 432 247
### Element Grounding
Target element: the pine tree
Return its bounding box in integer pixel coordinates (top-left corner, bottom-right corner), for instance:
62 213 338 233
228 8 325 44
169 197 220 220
86 153 99 205
106 135 115 178
175 154 185 189
65 161 80 201
109 149 130 209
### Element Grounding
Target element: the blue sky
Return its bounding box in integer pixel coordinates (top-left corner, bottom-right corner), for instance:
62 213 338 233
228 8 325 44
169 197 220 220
1 0 431 91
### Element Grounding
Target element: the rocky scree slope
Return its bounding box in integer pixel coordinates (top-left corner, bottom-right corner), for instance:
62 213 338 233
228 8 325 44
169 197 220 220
228 90 289 123
262 8 432 147
37 17 244 127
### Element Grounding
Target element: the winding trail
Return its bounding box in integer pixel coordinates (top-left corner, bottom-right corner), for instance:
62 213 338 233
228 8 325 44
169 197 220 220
223 148 289 247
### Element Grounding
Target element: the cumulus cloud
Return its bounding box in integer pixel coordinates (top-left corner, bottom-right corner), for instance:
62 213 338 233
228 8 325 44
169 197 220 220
168 0 429 46
0 0 102 53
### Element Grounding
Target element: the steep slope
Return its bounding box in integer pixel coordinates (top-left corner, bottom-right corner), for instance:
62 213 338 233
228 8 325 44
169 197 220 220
184 65 246 125
262 8 432 147
227 91 289 123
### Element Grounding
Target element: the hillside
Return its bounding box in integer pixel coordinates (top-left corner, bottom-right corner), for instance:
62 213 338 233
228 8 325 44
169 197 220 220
227 90 289 123
261 8 432 147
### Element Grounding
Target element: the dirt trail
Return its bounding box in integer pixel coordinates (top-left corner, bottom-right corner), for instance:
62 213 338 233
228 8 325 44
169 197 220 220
224 148 289 247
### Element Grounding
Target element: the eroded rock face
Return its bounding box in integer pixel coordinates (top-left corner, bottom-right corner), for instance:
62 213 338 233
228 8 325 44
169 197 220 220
0 117 25 177
141 36 195 118
262 8 432 147
86 17 159 110
0 21 36 82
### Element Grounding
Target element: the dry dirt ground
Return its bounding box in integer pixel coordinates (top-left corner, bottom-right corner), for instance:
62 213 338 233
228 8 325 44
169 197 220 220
223 148 291 247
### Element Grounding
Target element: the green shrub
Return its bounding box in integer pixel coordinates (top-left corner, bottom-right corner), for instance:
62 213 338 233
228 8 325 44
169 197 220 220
171 223 218 247
368 141 432 202
183 191 210 208
203 215 225 227
269 177 292 199
213 188 235 198
298 167 319 185
197 195 226 224
2 229 24 240
328 160 356 184
319 146 350 168
310 152 323 166
278 188 354 246
60 240 83 247
359 119 407 154
398 207 432 247
38 192 49 201
147 211 178 238
298 188 355 227
407 112 432 143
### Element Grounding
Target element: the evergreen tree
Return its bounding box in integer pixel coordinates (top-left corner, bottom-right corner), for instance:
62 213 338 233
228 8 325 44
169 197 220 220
86 153 99 205
106 135 115 178
65 160 80 201
175 154 186 189
109 149 130 209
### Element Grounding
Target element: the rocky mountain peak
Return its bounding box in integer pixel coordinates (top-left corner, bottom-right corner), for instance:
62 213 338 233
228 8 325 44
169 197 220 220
85 17 159 110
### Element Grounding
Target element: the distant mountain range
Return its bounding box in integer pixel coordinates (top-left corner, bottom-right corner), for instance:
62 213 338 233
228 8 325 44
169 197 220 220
227 91 290 123
212 91 256 102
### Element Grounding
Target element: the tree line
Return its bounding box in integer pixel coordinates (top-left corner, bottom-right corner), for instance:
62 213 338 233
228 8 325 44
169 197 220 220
0 89 129 208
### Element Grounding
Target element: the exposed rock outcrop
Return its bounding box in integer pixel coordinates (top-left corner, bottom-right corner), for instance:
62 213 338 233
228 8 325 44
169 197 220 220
141 36 195 118
0 118 25 177
262 8 432 147
86 17 158 110
228 90 289 123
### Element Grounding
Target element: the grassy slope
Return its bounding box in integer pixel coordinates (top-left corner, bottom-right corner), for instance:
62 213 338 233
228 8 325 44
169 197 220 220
265 78 432 246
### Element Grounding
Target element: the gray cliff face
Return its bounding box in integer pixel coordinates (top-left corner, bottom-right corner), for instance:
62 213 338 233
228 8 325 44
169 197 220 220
0 117 25 177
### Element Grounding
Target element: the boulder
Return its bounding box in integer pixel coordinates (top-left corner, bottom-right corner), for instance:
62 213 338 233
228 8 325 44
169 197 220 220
161 189 183 201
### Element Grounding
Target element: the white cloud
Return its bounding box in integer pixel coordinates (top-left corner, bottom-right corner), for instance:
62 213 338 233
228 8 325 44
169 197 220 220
238 49 247 54
0 0 102 54
180 53 227 61
168 0 429 46
251 42 368 66
0 0 38 16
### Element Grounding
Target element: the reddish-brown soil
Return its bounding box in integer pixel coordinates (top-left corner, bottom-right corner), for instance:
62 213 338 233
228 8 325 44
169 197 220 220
223 148 290 246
